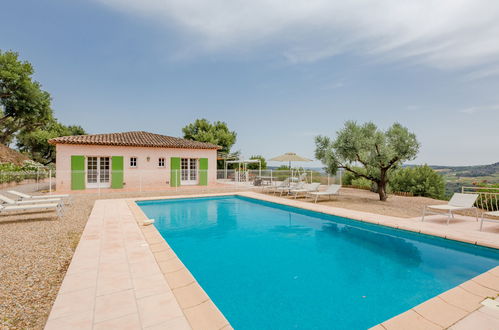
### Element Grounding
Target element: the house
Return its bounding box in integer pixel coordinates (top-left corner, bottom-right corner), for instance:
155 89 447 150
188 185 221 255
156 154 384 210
48 131 220 191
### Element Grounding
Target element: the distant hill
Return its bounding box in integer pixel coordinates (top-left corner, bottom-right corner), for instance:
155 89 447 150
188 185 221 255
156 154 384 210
429 162 499 178
0 144 30 165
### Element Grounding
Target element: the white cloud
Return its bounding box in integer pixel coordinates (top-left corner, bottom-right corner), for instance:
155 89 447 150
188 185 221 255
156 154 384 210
459 104 499 114
95 0 499 71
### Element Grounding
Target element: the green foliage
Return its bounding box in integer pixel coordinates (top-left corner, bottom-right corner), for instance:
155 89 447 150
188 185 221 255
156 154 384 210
315 121 420 201
0 50 53 144
389 165 445 199
182 118 236 155
342 166 365 185
0 160 48 183
247 155 267 170
17 121 86 165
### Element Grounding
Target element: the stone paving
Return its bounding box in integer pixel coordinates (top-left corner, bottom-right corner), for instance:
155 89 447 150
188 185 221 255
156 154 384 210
44 199 190 329
45 191 499 329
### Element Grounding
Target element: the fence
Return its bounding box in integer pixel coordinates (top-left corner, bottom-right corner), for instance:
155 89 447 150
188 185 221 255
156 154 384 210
0 169 56 193
0 168 342 195
462 186 499 211
216 169 341 186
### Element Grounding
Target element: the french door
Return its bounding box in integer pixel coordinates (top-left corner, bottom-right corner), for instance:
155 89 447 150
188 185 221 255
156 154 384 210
87 157 110 188
181 158 198 185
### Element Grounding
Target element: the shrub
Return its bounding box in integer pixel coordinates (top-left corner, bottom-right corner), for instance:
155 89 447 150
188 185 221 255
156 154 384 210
0 160 48 184
389 165 445 199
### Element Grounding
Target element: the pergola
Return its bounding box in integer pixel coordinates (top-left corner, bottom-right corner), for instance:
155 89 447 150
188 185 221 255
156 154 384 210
223 159 262 178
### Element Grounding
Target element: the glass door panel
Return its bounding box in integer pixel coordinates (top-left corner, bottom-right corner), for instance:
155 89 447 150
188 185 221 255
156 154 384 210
87 157 98 184
190 158 197 181
100 157 110 183
180 158 198 185
87 156 111 188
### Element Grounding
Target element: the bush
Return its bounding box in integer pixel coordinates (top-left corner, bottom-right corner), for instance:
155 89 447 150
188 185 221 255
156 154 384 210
389 165 445 199
0 160 48 184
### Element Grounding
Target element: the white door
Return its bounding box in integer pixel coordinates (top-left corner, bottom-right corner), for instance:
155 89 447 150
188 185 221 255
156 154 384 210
87 157 111 188
181 158 198 185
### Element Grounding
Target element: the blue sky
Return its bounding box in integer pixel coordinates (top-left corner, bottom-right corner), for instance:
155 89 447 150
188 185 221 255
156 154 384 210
2 0 499 166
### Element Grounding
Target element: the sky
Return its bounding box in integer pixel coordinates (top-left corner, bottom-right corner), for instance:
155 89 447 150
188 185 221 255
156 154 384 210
2 0 499 167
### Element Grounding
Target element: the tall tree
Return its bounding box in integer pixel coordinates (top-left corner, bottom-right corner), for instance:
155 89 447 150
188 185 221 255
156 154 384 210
0 50 53 144
17 121 86 165
315 121 420 201
182 118 237 155
247 155 267 170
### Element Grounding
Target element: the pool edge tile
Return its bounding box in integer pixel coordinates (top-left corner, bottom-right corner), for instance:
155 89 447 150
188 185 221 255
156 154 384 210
126 192 499 330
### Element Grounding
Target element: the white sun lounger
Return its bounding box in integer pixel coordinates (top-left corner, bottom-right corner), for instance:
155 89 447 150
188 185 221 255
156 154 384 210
277 181 304 196
0 202 63 218
480 211 499 231
265 178 290 193
0 194 62 206
307 184 341 203
8 190 70 204
421 193 479 224
291 183 320 199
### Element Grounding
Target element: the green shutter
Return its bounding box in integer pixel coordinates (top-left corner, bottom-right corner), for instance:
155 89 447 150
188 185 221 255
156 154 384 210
199 158 208 186
170 157 181 187
71 155 85 190
111 156 124 189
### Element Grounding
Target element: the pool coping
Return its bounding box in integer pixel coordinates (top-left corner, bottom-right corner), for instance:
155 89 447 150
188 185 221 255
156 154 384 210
128 191 499 329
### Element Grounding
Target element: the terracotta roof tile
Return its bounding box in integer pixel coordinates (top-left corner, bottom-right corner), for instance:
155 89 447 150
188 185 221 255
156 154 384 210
48 131 221 149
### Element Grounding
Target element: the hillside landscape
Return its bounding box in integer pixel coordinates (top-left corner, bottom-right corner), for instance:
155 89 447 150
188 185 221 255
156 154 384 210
431 162 499 193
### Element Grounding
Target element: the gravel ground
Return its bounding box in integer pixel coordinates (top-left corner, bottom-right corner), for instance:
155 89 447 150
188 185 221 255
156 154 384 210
280 187 447 218
0 186 449 329
0 186 243 330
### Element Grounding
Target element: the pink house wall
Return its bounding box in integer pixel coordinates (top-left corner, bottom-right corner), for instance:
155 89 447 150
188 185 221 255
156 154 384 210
54 144 218 191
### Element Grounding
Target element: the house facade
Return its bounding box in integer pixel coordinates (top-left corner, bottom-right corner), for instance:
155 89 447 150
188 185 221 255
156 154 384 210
49 131 220 191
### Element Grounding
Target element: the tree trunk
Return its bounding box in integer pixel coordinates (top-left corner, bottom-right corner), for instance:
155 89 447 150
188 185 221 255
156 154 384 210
377 170 388 201
377 182 388 201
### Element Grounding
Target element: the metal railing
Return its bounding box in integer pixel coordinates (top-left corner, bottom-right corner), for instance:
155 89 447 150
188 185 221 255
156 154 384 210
216 169 341 186
0 169 56 193
461 186 499 211
0 168 341 195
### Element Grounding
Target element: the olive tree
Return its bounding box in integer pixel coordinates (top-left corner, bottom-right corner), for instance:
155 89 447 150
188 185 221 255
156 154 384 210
315 121 420 201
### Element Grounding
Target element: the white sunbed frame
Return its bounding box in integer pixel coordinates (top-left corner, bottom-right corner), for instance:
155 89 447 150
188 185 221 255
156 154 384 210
0 202 64 218
8 190 71 204
307 184 341 203
264 178 290 194
290 182 321 199
480 211 499 231
0 194 62 206
276 181 304 196
421 193 479 225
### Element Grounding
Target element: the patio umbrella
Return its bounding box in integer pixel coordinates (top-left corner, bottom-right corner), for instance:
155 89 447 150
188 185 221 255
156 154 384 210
269 152 312 169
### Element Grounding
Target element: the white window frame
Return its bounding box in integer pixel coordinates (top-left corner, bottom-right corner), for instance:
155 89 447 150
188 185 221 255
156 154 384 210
130 157 137 168
158 157 165 168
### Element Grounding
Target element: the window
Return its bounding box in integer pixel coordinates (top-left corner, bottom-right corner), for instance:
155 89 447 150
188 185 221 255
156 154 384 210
130 157 137 167
158 157 165 167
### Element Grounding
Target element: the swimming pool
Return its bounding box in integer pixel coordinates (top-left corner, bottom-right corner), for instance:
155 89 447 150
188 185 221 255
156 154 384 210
137 195 499 329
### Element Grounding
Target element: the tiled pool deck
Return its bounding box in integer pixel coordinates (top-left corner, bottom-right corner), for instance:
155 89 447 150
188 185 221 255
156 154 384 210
45 192 499 329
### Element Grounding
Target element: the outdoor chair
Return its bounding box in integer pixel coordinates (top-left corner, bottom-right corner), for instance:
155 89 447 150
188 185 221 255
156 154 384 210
0 194 62 206
291 182 320 199
480 211 499 231
307 184 341 203
277 181 304 196
0 202 64 218
421 193 479 225
8 190 71 204
265 178 290 194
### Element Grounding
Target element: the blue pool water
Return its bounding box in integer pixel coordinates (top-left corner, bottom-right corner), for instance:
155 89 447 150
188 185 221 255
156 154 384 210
138 196 499 329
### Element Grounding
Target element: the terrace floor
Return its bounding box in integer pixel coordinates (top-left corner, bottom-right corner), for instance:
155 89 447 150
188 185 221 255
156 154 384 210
1 185 499 329
43 191 499 330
